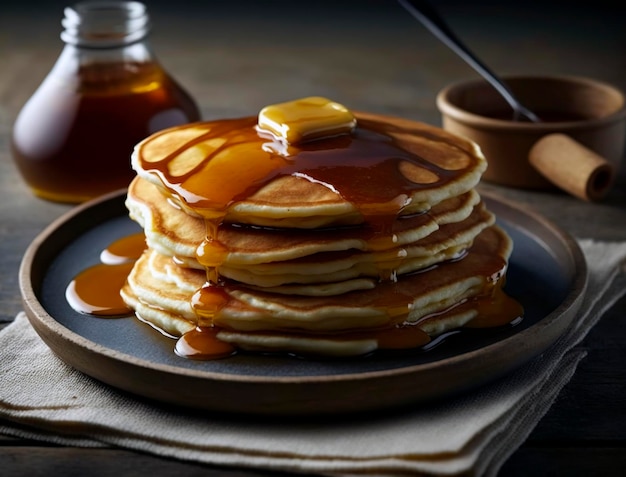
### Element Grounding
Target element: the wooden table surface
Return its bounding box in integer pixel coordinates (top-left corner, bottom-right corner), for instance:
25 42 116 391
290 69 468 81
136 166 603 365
1 1 625 475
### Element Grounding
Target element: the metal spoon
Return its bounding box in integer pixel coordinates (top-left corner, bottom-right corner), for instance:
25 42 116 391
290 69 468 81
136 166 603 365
398 0 541 122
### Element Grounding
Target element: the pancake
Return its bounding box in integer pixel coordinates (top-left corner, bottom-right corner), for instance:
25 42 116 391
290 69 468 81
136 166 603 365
126 177 492 287
131 111 487 227
126 175 481 258
121 225 515 356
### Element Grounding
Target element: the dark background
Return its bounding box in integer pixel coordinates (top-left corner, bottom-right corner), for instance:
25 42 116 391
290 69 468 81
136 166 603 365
2 0 624 130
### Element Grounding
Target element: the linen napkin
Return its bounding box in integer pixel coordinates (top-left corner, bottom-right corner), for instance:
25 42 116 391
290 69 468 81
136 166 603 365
1 239 625 477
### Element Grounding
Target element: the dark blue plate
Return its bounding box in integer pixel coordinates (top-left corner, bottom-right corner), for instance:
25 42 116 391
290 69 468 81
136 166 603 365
20 188 587 415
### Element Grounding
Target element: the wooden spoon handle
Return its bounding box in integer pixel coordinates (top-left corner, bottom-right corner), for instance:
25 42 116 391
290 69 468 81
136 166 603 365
529 133 615 201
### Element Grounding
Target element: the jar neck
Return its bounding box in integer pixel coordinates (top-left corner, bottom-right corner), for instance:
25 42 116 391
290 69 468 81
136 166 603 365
60 1 150 48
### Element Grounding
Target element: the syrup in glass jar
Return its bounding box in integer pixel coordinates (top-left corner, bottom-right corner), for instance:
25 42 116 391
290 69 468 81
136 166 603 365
11 1 201 203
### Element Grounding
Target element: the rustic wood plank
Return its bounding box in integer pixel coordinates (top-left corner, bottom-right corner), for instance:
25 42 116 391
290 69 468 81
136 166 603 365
528 295 626 442
501 446 626 477
0 446 309 477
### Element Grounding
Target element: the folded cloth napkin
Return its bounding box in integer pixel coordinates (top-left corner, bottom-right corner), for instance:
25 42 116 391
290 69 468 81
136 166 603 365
1 239 625 477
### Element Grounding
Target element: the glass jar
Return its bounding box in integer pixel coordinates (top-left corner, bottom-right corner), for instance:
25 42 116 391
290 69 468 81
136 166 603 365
11 1 201 203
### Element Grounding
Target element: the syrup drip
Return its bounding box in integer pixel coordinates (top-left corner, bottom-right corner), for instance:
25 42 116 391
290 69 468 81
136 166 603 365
181 216 231 357
66 233 146 316
174 326 236 360
464 283 525 328
100 232 147 264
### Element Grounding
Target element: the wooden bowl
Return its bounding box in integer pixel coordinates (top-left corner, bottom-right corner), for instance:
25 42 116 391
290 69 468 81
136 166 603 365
436 75 626 195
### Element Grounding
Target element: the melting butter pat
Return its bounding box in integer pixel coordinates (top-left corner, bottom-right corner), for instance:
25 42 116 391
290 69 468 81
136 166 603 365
258 96 356 144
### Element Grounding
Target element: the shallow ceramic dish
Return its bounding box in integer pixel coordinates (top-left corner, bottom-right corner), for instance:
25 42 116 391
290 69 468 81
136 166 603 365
20 188 587 416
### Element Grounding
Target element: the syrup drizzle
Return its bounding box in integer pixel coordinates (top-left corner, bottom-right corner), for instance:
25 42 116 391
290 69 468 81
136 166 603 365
66 232 146 316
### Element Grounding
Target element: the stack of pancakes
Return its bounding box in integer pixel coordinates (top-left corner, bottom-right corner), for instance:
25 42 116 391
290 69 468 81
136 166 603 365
121 98 521 358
